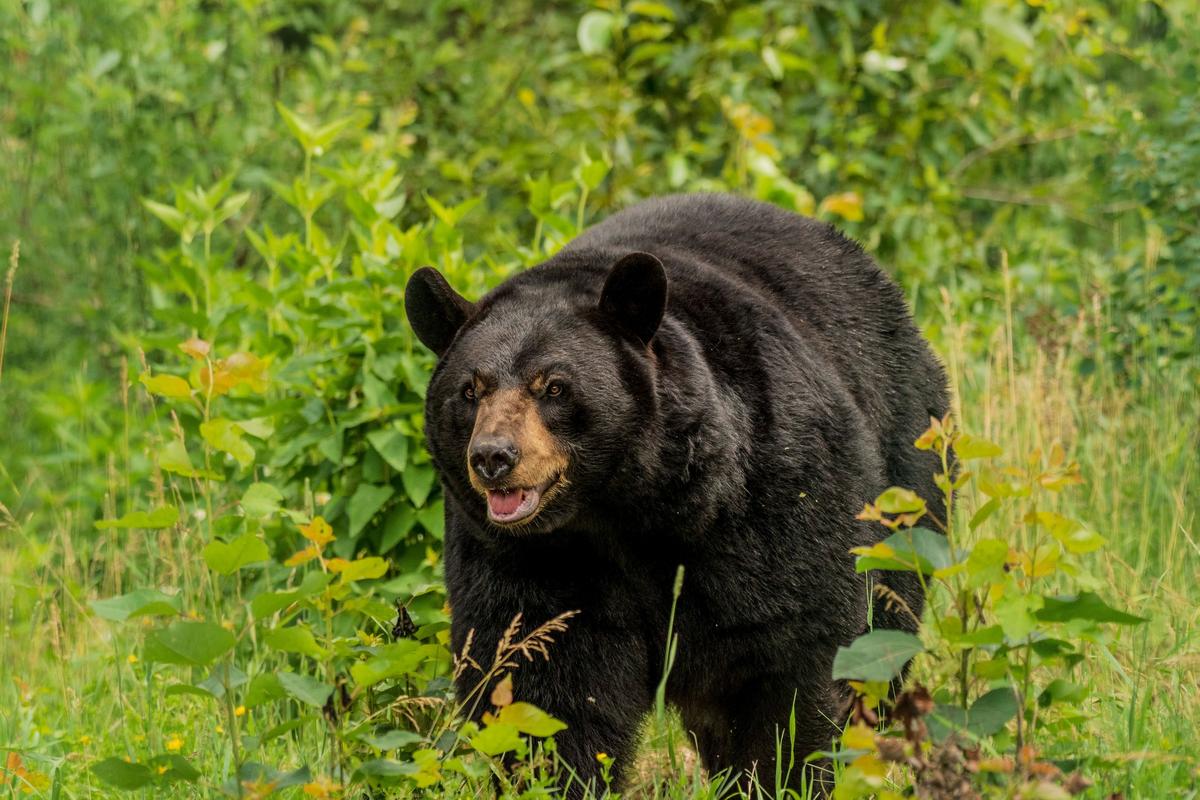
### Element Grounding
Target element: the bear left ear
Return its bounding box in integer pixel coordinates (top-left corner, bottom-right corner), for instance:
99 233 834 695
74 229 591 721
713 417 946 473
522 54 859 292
598 252 668 345
405 267 475 357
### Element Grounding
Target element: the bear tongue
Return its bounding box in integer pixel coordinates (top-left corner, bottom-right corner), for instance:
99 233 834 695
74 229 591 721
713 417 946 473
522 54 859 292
487 488 526 517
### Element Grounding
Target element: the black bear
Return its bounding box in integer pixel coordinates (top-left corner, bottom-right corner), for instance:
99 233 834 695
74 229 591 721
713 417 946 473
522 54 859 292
405 194 949 794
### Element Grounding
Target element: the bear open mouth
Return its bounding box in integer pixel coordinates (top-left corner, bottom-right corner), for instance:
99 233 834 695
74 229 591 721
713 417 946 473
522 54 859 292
485 476 558 525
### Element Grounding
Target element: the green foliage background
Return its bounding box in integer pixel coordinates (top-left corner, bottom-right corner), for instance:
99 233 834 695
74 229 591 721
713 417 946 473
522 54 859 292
0 0 1197 797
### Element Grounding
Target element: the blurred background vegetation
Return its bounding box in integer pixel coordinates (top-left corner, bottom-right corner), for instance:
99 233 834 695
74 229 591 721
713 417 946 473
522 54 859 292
1 0 1197 796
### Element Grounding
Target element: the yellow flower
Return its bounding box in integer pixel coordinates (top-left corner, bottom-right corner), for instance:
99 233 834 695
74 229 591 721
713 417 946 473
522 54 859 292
78 735 92 746
235 705 246 717
596 752 609 763
215 724 225 734
165 736 184 752
126 654 139 664
156 765 170 775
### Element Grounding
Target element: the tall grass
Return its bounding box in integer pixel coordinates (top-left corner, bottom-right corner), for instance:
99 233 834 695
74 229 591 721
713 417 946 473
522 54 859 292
1 290 1196 797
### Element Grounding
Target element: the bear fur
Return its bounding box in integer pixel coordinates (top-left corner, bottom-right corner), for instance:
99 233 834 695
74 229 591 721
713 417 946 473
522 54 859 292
405 194 949 794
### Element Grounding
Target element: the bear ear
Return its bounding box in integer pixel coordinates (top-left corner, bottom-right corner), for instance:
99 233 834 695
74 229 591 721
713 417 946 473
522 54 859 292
598 252 668 346
405 267 475 357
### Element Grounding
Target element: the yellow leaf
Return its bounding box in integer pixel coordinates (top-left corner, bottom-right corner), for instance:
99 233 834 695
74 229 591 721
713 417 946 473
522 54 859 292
299 517 335 547
179 338 212 360
850 542 896 559
140 373 193 400
491 674 514 708
842 723 876 750
285 546 321 567
819 191 864 222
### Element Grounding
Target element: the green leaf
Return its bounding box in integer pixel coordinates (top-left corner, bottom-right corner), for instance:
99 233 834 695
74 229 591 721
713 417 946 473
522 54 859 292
955 434 1004 460
577 10 615 55
402 465 435 508
874 487 926 514
201 418 255 468
245 673 286 708
203 532 269 575
968 497 1000 531
831 630 923 682
241 482 284 519
349 483 395 537
159 439 220 480
92 757 153 789
855 527 950 576
351 641 430 688
367 427 409 472
95 506 179 530
140 373 192 400
147 755 201 783
265 625 328 659
144 621 235 667
91 589 182 622
493 702 568 737
1037 592 1147 625
141 199 188 234
357 729 424 750
966 687 1019 736
471 721 525 756
354 758 417 783
964 538 1009 588
994 591 1043 640
334 556 388 584
276 670 333 707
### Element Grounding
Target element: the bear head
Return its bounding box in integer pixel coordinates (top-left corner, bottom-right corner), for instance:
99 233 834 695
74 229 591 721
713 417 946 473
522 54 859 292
404 252 668 534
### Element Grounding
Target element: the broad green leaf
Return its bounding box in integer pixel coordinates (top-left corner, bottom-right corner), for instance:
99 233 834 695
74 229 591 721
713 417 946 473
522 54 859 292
1037 592 1146 625
994 591 1043 640
955 434 1003 460
874 487 926 514
354 758 416 784
159 439 221 480
332 556 388 583
265 625 328 659
276 670 333 707
201 418 255 468
351 642 428 688
349 483 395 537
203 532 269 575
854 527 949 575
140 373 192 399
235 417 275 439
144 621 235 667
357 729 424 750
95 506 179 530
91 589 182 622
471 721 524 756
966 687 1019 735
245 673 286 708
964 538 1010 588
241 482 284 518
491 702 567 737
577 10 615 55
367 427 409 472
831 630 923 682
402 465 435 508
147 755 200 783
92 758 153 789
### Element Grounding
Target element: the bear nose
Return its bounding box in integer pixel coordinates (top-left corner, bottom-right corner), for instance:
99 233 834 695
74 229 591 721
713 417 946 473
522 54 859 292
470 437 519 483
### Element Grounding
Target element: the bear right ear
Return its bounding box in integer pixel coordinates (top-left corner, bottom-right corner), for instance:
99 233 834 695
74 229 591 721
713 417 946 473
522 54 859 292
405 267 475 357
599 252 668 346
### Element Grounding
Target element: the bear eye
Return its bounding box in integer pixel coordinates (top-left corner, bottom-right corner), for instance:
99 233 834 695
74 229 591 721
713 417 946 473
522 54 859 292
545 381 564 398
463 384 476 402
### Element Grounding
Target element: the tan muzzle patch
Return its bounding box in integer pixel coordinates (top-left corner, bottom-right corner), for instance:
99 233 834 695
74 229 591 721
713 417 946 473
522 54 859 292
467 388 569 496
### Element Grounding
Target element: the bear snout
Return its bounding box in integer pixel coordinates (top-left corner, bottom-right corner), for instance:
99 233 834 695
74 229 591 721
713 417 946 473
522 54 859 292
469 435 519 483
